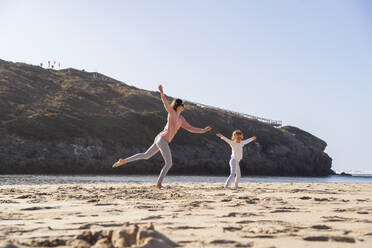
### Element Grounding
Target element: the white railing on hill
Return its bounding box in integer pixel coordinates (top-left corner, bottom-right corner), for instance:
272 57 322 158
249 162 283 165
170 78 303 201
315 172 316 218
190 101 282 127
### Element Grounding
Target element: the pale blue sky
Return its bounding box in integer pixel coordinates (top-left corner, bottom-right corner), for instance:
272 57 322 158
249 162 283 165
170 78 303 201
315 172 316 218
1 0 371 173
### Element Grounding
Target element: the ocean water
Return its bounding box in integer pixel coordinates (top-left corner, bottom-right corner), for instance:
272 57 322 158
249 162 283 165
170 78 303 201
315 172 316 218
0 174 372 185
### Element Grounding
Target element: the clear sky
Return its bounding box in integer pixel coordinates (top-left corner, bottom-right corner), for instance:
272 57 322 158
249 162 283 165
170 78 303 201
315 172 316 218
1 0 371 173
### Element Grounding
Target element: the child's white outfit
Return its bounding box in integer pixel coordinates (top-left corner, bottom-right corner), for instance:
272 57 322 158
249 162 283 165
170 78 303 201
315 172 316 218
220 136 255 189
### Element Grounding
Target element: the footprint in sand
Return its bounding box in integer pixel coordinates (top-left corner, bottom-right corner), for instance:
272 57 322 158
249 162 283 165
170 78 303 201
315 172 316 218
210 240 253 247
237 196 251 199
236 220 255 224
168 226 206 230
242 234 275 239
311 225 331 230
333 208 347 213
357 211 369 214
136 205 153 209
244 198 259 204
321 216 353 222
172 209 183 213
148 208 164 212
356 219 372 223
303 236 355 243
189 201 201 207
210 239 237 244
95 203 118 206
229 202 244 207
178 240 193 245
223 226 243 232
223 212 240 217
78 224 92 229
270 209 293 213
0 199 18 203
100 223 124 227
20 206 57 211
331 236 356 243
223 212 258 218
303 236 329 241
141 215 163 220
314 197 330 202
221 198 233 202
15 195 33 199
270 207 298 213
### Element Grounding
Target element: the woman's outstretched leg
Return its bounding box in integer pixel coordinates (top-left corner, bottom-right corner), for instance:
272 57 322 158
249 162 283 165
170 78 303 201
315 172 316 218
155 137 172 188
112 138 159 168
224 159 237 188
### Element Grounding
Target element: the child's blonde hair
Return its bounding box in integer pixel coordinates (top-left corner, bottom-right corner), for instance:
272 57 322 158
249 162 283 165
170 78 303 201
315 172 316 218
232 130 243 139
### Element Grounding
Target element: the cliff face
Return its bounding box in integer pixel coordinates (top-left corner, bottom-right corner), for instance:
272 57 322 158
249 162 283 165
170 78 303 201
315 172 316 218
0 59 333 176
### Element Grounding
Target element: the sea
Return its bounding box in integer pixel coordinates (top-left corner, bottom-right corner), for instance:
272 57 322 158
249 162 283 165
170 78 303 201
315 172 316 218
1 174 372 185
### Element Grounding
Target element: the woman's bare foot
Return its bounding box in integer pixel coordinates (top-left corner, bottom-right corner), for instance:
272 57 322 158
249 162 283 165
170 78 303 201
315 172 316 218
112 159 128 168
156 182 162 189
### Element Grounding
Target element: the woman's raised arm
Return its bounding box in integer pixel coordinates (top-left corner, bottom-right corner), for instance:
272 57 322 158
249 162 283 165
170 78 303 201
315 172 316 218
158 85 173 113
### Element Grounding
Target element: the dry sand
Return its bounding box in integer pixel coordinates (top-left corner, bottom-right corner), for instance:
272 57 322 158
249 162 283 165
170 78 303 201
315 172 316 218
0 182 371 247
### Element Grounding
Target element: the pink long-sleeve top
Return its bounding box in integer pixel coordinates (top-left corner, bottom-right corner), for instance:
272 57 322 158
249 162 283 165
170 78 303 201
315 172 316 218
158 94 205 143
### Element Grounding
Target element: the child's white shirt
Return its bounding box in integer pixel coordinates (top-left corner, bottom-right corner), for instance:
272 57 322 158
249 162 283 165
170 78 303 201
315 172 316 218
220 136 255 161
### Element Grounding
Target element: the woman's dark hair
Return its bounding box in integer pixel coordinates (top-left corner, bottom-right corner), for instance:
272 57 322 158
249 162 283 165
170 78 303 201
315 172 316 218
170 99 184 111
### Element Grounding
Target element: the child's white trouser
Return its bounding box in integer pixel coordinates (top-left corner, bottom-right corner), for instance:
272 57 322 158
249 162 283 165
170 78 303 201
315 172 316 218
224 158 241 189
125 135 172 184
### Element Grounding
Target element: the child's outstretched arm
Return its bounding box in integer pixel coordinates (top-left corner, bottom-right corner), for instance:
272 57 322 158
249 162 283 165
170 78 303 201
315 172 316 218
158 85 173 113
216 133 233 145
242 136 257 145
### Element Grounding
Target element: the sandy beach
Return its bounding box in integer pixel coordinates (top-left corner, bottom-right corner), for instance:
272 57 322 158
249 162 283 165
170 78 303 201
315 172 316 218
1 182 371 247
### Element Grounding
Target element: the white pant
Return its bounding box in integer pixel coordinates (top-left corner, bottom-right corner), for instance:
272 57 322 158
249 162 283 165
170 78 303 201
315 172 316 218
224 159 241 189
125 135 172 184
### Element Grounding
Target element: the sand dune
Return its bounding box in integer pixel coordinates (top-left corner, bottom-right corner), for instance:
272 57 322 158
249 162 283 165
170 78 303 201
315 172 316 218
0 182 371 247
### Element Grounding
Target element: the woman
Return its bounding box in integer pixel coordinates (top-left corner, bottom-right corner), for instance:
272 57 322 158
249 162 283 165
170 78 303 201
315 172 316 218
113 85 212 188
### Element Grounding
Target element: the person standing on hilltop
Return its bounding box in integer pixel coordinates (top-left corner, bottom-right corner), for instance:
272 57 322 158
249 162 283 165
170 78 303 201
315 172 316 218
113 85 212 188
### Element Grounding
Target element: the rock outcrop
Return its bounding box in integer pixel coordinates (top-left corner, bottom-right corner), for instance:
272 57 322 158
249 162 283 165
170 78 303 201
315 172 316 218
0 59 333 176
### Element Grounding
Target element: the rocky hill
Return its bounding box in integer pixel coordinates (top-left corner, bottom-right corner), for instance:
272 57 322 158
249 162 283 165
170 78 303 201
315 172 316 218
0 59 333 176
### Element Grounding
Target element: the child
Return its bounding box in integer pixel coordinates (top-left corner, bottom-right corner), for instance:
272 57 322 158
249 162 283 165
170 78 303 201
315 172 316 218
216 130 256 189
